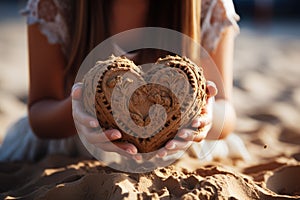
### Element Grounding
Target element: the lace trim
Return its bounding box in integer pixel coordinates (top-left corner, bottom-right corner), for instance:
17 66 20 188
201 0 240 52
21 0 71 55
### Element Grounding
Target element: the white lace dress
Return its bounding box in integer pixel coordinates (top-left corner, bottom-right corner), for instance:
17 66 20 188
0 0 249 162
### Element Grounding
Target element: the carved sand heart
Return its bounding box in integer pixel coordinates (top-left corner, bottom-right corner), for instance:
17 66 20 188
82 55 207 153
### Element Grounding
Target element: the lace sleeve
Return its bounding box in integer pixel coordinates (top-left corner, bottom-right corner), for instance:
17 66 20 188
21 0 72 55
201 0 240 53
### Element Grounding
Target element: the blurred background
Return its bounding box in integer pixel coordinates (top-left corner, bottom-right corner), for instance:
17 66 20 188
0 0 300 142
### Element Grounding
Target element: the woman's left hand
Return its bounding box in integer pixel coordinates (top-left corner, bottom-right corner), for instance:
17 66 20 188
156 81 217 158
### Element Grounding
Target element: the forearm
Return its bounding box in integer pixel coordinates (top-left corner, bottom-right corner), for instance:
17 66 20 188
28 96 77 139
206 27 237 139
210 27 235 100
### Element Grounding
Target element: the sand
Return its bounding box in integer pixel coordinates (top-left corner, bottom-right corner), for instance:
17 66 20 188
0 7 300 199
1 155 299 200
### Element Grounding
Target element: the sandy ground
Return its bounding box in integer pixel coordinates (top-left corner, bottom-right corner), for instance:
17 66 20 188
0 3 300 199
0 3 28 140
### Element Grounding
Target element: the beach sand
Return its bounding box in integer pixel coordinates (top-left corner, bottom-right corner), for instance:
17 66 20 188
0 6 300 199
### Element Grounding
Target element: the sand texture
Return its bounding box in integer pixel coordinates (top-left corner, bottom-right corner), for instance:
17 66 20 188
0 7 300 200
0 155 299 199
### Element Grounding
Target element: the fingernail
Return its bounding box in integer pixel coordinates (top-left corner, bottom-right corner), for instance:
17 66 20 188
134 154 142 161
179 132 188 139
89 121 98 128
72 83 82 91
156 151 167 158
126 148 136 155
71 87 78 97
166 142 176 150
111 132 121 139
72 85 77 91
192 120 201 128
71 85 80 96
207 81 217 94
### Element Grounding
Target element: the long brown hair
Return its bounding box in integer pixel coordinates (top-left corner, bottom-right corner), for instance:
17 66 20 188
65 0 201 88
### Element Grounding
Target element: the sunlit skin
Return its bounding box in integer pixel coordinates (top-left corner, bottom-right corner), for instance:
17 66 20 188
28 0 235 159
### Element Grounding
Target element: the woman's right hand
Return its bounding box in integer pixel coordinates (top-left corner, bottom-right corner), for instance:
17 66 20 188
71 83 140 159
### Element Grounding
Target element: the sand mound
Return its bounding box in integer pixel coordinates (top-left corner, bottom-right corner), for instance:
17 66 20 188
0 155 299 199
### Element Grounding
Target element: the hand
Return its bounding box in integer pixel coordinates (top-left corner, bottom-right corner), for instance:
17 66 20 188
71 83 140 159
156 81 217 158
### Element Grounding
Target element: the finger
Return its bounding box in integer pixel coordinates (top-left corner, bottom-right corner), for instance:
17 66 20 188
83 129 122 144
200 96 215 114
206 81 218 97
71 82 84 100
83 131 104 144
189 115 211 129
165 139 192 151
94 142 137 157
113 142 138 155
72 97 99 128
198 115 211 129
104 129 122 140
71 83 99 128
133 154 142 161
73 106 99 128
191 117 201 128
156 148 168 158
178 128 207 142
178 129 199 141
156 148 185 158
193 131 207 142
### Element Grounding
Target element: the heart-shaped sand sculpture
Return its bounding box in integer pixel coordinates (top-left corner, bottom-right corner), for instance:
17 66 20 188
82 55 207 153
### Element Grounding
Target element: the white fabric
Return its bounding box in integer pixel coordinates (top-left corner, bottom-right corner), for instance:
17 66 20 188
21 0 71 55
0 116 91 161
189 133 251 162
201 0 240 52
